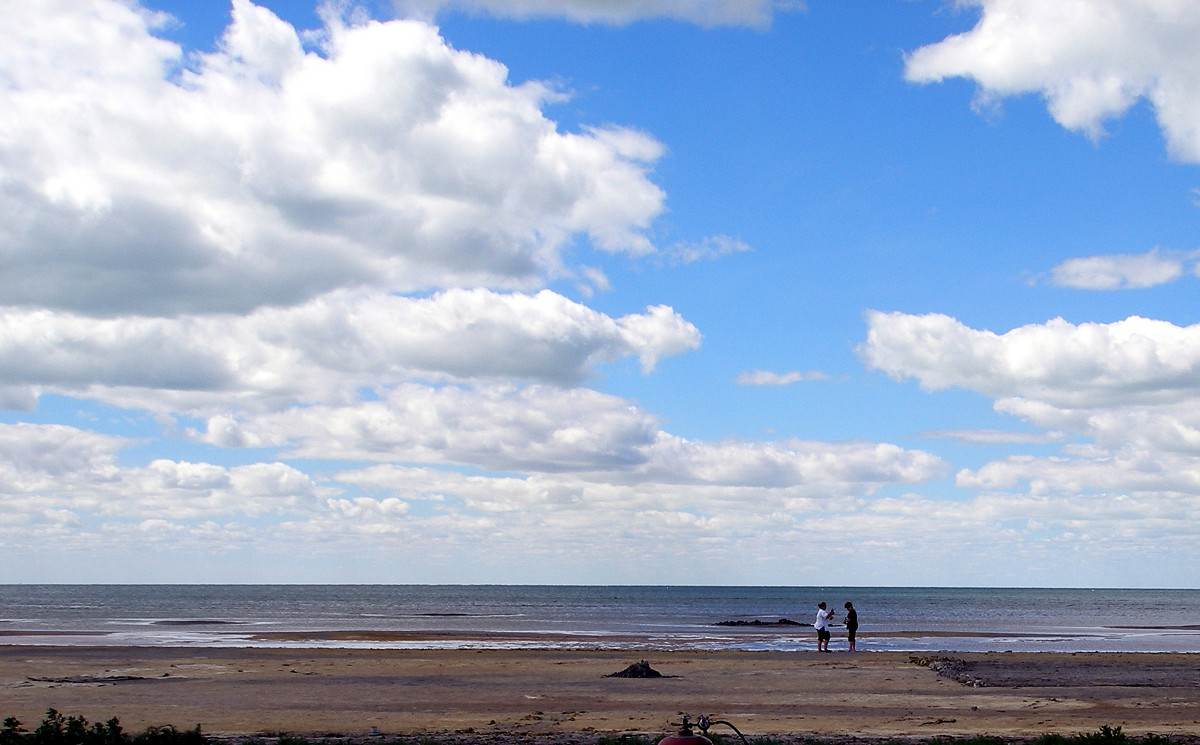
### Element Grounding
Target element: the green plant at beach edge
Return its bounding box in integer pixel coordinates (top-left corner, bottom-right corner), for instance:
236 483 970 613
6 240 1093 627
1 714 1182 745
1 711 203 745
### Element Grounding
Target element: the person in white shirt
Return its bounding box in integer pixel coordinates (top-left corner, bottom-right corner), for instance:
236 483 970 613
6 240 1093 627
813 601 834 652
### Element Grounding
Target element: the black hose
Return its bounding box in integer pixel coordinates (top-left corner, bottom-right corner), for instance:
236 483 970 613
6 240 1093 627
697 715 750 745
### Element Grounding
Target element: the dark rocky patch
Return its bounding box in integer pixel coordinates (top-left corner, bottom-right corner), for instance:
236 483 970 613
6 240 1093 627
605 660 668 678
28 674 147 684
911 653 1200 688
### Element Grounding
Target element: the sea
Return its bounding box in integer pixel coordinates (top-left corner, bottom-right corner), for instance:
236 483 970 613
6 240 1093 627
2 585 1198 654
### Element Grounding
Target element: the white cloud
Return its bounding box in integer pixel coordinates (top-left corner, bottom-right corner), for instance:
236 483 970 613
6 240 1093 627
661 235 753 266
956 450 1200 496
995 397 1200 457
0 289 700 410
860 311 1200 409
0 0 666 316
736 369 828 386
577 266 613 297
6 412 1197 584
388 0 805 28
637 436 945 489
905 0 1200 162
917 428 1067 445
0 423 323 528
205 383 662 469
331 455 940 538
0 412 955 579
196 383 945 488
861 311 1200 546
0 423 125 487
1049 248 1188 289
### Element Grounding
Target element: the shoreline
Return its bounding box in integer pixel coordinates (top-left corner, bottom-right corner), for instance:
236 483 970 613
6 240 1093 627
5 627 1200 653
2 646 1199 741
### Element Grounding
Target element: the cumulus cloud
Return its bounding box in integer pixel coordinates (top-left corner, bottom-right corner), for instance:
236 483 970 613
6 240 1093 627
205 383 662 469
995 397 1200 457
0 289 700 410
0 0 666 316
389 0 804 28
0 423 126 486
861 311 1200 527
637 436 945 489
957 449 1200 495
859 311 1200 409
194 383 945 488
0 410 951 578
905 0 1200 162
0 423 323 528
5 412 1191 584
328 452 947 553
1049 248 1191 289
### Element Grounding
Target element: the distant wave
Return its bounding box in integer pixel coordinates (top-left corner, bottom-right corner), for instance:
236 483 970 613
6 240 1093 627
361 612 527 618
152 619 244 626
410 612 526 618
1108 624 1200 630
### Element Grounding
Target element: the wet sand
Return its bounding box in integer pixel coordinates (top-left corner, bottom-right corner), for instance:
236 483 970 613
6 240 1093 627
1 646 1198 742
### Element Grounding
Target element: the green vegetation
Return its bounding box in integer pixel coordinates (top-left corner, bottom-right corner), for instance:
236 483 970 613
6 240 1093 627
888 728 1172 745
1 711 202 745
1034 726 1173 745
0 714 1178 745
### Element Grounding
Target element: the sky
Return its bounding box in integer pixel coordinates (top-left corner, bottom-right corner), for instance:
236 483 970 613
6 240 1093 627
3 0 1200 587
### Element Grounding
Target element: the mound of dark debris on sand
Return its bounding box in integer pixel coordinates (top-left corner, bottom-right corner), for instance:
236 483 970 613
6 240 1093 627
605 660 667 678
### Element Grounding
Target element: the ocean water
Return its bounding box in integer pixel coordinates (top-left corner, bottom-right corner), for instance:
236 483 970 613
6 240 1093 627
1 585 1198 653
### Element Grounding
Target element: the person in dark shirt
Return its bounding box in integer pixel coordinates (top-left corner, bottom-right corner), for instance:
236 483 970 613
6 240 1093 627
843 601 858 652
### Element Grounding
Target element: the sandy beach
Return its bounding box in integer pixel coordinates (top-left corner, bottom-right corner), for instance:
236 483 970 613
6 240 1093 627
1 646 1198 742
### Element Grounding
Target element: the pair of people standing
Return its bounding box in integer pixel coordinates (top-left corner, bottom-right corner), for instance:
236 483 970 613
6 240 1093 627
814 601 858 652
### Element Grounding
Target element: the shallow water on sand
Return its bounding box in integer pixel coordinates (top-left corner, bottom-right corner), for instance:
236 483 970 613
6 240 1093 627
1 585 1198 652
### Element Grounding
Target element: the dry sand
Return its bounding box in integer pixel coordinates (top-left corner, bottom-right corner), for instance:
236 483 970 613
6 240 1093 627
1 646 1198 742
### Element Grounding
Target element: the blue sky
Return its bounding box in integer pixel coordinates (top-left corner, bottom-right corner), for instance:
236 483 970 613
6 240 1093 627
3 0 1200 586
